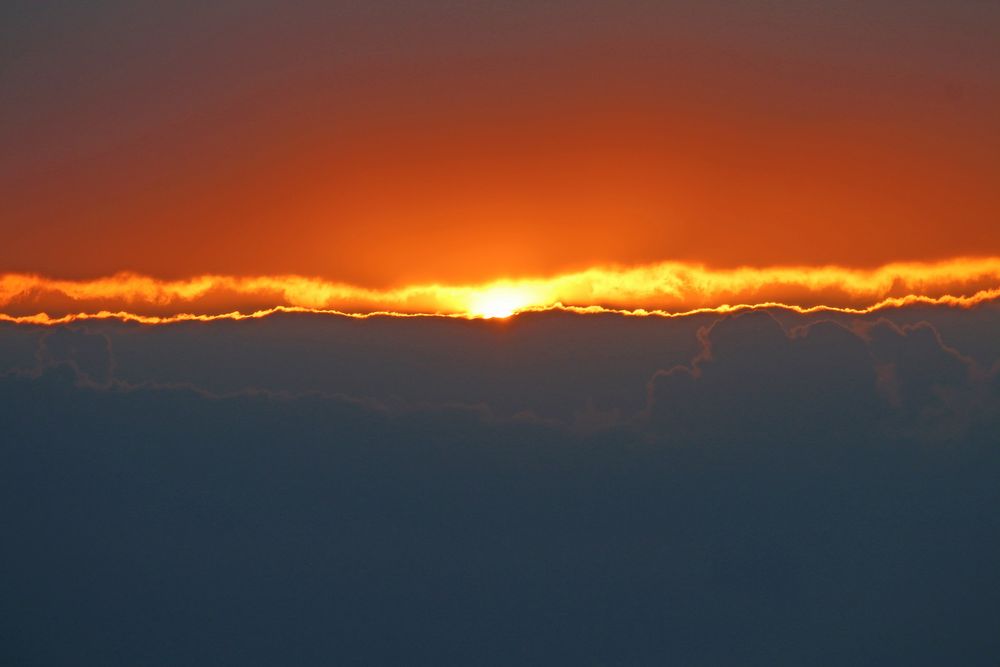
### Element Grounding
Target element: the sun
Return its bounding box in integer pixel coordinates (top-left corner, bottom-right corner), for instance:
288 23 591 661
468 285 536 319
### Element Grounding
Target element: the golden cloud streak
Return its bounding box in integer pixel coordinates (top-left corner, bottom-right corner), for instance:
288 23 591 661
2 257 1000 324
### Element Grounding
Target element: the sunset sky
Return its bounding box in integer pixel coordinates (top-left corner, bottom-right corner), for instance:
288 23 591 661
4 4 1000 665
3 1 1000 298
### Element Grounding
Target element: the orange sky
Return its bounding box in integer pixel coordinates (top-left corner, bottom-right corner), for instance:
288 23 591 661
5 98 999 288
2 1 999 296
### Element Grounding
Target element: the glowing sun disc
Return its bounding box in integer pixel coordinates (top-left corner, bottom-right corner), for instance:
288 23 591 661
469 286 536 319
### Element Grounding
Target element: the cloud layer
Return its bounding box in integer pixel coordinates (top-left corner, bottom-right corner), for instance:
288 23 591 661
2 302 1000 664
4 257 1000 320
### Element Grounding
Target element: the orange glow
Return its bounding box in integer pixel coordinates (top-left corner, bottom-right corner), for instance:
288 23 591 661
5 4 1000 294
2 257 1000 324
468 285 542 319
2 286 999 328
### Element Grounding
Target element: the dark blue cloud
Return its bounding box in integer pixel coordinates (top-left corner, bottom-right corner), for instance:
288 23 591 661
2 306 1000 665
646 313 882 439
35 327 115 385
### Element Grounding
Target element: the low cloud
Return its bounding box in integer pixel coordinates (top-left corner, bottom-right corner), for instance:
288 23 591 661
2 304 1000 665
644 310 1000 444
35 327 115 386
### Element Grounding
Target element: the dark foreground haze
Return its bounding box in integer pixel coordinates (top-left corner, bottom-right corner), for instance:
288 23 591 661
2 303 999 665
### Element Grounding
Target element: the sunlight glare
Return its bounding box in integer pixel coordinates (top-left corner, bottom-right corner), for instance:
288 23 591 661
468 285 536 319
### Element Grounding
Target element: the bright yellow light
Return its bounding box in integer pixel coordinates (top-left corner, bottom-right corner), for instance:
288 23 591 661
4 257 1000 321
468 285 536 319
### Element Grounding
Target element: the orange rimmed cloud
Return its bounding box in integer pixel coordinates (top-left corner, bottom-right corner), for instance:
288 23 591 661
3 257 1000 323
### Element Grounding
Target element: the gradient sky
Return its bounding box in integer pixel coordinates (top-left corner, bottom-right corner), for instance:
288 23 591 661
5 6 1000 663
3 0 1000 287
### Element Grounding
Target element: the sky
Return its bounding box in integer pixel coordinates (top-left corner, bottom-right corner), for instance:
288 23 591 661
3 3 1000 664
3 0 1000 307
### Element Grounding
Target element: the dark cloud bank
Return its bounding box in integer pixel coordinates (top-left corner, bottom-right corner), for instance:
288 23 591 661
2 305 1000 665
